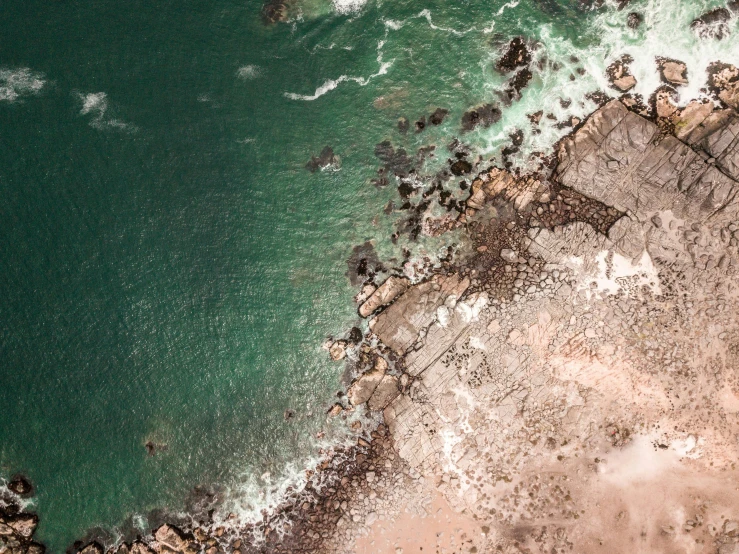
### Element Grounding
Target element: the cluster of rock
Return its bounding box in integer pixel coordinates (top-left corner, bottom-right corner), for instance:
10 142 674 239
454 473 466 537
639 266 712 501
1 476 43 554
333 57 739 549
16 32 739 554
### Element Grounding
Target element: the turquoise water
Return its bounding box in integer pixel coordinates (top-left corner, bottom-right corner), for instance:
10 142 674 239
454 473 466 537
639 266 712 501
1 0 737 550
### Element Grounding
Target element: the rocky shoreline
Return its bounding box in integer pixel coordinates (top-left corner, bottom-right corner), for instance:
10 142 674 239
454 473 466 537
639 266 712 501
7 10 739 553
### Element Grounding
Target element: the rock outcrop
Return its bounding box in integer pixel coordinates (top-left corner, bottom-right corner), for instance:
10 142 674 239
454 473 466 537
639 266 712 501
367 95 739 552
358 276 410 318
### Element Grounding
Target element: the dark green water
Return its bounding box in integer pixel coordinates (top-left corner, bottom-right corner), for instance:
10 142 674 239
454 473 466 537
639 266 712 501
1 0 735 550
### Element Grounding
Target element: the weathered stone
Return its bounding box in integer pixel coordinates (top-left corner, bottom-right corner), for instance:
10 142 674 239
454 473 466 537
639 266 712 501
367 375 400 411
78 543 103 554
370 274 470 355
6 514 37 539
329 340 347 361
347 369 385 406
359 276 410 318
612 75 636 92
130 542 155 554
658 60 688 85
154 524 191 553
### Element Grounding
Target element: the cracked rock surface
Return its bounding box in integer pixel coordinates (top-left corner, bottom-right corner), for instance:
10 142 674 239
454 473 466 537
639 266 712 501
343 96 739 553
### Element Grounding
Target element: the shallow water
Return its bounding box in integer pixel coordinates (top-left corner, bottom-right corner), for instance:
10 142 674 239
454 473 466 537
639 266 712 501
0 0 737 550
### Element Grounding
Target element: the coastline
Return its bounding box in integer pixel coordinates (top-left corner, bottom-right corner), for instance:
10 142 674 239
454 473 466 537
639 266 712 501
6 14 739 554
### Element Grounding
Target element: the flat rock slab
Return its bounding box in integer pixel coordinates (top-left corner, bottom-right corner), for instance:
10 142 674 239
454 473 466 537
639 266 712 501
370 274 470 355
359 276 410 318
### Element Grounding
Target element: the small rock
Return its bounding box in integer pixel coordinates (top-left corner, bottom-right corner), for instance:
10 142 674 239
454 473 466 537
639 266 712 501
327 403 344 417
329 340 347 361
7 475 34 497
500 248 517 262
627 12 642 28
429 108 449 125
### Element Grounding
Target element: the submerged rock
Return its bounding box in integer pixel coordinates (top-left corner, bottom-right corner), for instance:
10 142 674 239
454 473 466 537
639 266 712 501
627 11 643 28
305 146 340 172
429 108 449 125
461 103 502 132
346 241 381 287
261 0 290 24
397 116 410 134
449 159 472 176
78 543 103 554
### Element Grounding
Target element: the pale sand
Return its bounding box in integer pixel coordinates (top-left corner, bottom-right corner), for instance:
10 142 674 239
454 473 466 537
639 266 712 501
354 486 483 554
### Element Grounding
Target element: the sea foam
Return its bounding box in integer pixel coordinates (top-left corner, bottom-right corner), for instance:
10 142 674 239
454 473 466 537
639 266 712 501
469 0 739 168
0 68 45 102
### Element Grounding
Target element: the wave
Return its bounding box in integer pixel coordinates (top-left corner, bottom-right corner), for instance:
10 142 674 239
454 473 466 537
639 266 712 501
237 65 261 80
284 40 393 100
0 67 46 103
384 9 477 35
332 0 367 15
77 92 137 132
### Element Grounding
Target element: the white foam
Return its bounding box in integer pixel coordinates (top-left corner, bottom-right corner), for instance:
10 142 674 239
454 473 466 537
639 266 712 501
384 10 476 36
284 39 393 101
332 0 367 15
0 68 45 102
214 409 377 539
77 92 136 132
417 9 476 37
237 65 261 80
80 92 109 117
496 0 520 16
471 0 739 168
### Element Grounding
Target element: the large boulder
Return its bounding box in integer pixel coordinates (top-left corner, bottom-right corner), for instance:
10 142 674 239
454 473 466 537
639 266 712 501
358 276 410 318
658 58 688 86
347 370 385 406
6 513 38 539
154 524 191 553
370 273 470 355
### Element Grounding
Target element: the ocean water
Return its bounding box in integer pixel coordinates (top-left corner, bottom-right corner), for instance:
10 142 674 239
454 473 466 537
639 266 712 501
0 0 737 550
